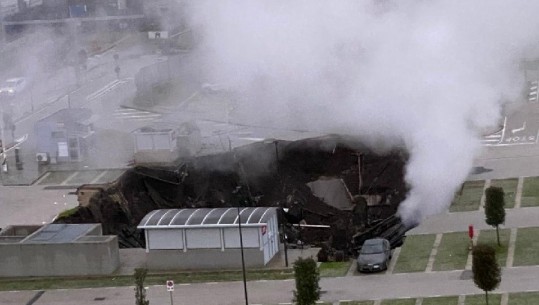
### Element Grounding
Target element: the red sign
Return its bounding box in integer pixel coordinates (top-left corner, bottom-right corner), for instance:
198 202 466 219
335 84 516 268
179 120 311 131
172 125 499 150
261 225 267 235
468 225 474 239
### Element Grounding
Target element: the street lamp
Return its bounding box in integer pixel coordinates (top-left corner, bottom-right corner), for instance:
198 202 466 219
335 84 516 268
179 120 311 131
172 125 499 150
237 206 249 305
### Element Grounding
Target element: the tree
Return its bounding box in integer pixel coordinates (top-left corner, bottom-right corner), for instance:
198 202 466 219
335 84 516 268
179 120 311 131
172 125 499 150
134 268 150 305
473 244 501 305
484 186 506 246
293 257 321 305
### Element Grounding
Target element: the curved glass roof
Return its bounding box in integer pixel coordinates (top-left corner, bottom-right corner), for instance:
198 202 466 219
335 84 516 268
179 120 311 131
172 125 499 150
138 207 276 229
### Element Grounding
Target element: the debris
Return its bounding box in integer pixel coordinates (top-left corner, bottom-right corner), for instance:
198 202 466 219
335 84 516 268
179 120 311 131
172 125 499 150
58 135 410 254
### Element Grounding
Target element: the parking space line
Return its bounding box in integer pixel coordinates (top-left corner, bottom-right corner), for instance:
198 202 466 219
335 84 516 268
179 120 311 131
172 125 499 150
465 231 480 270
425 234 443 272
515 177 524 208
61 171 79 185
90 170 109 184
479 180 491 211
506 228 517 268
34 172 51 185
386 247 401 274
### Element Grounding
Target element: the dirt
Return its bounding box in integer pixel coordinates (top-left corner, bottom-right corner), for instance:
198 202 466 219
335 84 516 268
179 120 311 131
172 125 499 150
56 135 408 251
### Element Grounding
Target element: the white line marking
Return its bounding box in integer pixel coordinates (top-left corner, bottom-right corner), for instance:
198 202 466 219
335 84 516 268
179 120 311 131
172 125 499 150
90 170 109 184
35 172 51 185
61 171 79 185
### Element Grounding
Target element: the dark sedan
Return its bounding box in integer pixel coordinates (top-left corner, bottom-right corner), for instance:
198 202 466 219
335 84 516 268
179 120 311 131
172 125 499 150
357 238 392 273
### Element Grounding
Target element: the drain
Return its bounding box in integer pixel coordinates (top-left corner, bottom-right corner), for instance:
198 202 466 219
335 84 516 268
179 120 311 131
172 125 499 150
94 297 106 301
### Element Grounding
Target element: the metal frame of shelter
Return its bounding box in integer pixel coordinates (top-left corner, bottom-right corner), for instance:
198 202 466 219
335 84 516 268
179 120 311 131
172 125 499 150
138 207 276 230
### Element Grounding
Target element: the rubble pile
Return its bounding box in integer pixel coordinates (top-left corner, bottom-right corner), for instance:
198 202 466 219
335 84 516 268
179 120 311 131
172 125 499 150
56 135 409 252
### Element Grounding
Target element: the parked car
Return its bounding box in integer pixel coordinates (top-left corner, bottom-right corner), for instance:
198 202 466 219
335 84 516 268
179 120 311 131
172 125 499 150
0 77 27 96
356 238 392 273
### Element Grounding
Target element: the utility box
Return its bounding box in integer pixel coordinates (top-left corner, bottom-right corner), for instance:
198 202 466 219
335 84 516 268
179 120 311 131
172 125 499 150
34 108 95 164
133 122 201 164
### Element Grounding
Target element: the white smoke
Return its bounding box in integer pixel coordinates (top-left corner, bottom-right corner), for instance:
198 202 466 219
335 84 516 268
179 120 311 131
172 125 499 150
183 0 539 223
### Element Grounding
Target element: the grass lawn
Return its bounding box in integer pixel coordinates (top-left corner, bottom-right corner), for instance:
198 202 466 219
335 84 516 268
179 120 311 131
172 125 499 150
521 177 539 207
433 232 469 271
0 268 294 291
465 293 501 305
513 227 539 266
422 296 459 305
393 234 436 273
490 178 518 208
381 298 416 305
339 301 374 305
508 291 539 304
450 180 485 212
319 261 351 277
477 229 510 267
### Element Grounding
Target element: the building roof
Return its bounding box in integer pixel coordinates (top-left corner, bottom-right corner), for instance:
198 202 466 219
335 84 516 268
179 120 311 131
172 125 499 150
22 223 98 244
138 207 276 229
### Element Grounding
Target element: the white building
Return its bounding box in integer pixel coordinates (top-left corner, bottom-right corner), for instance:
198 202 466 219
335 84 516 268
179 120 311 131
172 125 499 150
137 207 280 270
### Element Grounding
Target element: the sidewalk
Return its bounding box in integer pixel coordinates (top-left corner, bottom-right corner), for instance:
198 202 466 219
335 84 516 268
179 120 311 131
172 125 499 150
408 206 539 235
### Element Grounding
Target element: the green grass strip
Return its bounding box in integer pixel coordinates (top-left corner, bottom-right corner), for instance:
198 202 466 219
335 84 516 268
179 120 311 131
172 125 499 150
464 292 502 305
513 227 539 266
521 177 539 207
520 177 539 207
381 298 416 305
0 268 294 291
450 180 485 212
433 232 469 271
393 234 436 273
421 296 459 305
477 229 510 267
490 178 518 208
508 291 539 304
319 261 351 277
465 293 501 305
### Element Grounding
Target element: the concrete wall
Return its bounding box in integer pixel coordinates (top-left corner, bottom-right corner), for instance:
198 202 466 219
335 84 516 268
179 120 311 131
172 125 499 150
146 248 264 270
0 236 120 277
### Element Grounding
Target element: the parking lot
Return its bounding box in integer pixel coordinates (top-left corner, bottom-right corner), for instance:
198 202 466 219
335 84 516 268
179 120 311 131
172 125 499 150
35 168 126 186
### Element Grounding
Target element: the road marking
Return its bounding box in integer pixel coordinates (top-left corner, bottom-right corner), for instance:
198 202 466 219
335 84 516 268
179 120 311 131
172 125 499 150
34 172 51 185
61 171 79 185
506 228 517 268
425 233 443 272
86 79 126 102
511 122 526 134
515 177 524 209
479 180 491 211
386 247 401 274
90 170 109 184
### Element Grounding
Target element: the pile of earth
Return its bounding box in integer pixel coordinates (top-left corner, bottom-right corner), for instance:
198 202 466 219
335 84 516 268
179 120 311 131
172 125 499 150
56 135 408 252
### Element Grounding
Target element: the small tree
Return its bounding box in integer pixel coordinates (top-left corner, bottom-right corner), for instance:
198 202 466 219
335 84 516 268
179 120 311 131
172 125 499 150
484 186 506 246
293 257 321 305
473 244 501 305
134 268 150 305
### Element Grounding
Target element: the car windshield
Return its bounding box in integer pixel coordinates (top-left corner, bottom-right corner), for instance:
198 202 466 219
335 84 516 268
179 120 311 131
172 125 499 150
6 80 18 86
360 243 384 254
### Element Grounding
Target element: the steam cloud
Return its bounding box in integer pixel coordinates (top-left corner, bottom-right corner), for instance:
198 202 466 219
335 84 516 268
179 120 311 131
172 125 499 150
183 0 539 223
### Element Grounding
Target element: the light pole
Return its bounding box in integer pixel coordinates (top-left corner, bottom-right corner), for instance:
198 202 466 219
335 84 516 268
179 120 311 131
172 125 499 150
237 206 249 305
0 108 7 173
